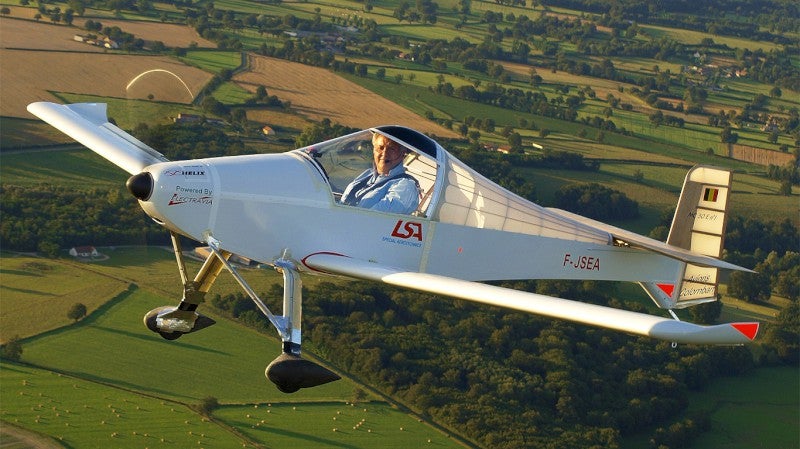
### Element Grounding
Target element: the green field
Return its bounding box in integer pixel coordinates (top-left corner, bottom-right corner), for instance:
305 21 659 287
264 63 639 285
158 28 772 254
687 366 799 449
2 362 247 448
0 148 127 189
216 402 457 448
1 263 463 448
0 253 130 341
180 51 244 73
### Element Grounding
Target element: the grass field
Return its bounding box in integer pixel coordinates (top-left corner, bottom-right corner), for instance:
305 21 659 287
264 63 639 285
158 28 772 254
180 50 244 73
686 366 799 449
619 365 800 449
1 253 465 448
1 362 248 448
0 253 130 342
215 402 460 448
19 287 350 403
0 148 127 188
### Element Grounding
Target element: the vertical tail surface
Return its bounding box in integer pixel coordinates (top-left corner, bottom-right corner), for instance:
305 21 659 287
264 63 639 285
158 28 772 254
642 166 732 309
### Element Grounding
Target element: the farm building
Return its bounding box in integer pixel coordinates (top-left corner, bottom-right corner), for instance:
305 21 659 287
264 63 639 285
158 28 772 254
174 113 226 127
261 125 276 137
69 246 98 258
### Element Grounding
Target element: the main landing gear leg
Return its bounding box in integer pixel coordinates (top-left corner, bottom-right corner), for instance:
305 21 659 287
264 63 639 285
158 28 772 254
143 233 225 340
200 239 339 393
264 259 340 393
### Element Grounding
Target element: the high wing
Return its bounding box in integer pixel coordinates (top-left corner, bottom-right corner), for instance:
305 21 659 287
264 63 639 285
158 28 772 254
27 102 168 175
303 253 759 345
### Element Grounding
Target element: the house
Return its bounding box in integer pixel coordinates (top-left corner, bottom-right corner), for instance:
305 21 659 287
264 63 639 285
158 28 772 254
69 246 98 258
174 113 227 127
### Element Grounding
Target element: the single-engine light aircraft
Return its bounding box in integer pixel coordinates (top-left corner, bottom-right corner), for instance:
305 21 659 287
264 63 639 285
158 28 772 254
28 102 759 393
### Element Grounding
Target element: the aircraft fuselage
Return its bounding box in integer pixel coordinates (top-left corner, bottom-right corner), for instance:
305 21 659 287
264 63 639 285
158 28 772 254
139 153 682 286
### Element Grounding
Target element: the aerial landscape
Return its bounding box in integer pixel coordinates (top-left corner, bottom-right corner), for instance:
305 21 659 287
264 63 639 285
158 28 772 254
1 0 798 448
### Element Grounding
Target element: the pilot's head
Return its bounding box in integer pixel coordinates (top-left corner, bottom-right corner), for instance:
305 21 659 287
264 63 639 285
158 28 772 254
372 133 405 175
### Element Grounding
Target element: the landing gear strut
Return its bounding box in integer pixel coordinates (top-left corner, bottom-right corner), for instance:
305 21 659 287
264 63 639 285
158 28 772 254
143 233 224 340
144 232 339 393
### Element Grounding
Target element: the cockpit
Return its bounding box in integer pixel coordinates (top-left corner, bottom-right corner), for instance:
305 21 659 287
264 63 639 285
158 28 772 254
295 126 442 217
294 126 610 245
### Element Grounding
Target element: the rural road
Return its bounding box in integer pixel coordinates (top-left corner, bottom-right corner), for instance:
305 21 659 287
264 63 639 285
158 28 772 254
0 423 62 449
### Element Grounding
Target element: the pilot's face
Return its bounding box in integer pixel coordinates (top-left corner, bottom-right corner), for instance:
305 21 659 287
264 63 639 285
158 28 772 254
372 134 404 175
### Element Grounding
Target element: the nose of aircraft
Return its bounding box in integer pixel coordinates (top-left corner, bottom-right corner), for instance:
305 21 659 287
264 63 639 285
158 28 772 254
127 172 153 201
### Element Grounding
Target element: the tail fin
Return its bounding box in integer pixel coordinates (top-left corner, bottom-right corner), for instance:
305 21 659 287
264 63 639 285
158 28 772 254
642 166 732 309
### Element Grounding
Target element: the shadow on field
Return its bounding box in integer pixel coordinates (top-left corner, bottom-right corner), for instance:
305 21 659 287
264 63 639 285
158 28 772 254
64 369 189 400
256 424 358 449
92 324 230 356
0 285 56 296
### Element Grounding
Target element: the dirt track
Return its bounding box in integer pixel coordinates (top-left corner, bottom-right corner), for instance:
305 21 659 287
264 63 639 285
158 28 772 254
0 422 63 449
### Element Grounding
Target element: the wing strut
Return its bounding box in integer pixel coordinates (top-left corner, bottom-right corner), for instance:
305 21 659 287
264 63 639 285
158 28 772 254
204 238 340 393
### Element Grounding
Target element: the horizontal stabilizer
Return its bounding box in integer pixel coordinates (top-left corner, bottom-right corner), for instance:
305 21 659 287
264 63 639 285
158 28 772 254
547 207 750 273
27 102 168 175
303 253 758 345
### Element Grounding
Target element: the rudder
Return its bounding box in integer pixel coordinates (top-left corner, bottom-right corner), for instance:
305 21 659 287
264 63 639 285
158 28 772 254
642 166 732 309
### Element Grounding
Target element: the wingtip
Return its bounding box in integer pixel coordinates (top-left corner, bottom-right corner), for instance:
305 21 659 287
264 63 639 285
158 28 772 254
731 322 759 341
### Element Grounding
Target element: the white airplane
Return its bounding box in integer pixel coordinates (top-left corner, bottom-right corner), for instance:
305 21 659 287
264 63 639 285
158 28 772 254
28 101 759 393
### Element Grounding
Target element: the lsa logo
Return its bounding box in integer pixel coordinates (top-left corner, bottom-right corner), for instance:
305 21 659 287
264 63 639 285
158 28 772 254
391 220 423 241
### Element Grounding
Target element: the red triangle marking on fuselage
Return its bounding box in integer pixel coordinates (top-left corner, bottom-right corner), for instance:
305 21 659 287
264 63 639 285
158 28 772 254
656 283 675 297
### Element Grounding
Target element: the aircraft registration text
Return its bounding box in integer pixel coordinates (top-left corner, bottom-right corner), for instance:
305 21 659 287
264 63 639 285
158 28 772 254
562 253 600 271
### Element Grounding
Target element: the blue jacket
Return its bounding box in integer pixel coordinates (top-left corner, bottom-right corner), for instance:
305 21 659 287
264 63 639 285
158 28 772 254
340 164 420 214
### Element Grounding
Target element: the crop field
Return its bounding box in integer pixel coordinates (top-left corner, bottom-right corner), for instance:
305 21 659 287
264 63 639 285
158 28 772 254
1 15 213 119
1 49 211 119
18 288 346 403
73 18 216 49
233 55 460 137
0 16 105 52
234 56 455 135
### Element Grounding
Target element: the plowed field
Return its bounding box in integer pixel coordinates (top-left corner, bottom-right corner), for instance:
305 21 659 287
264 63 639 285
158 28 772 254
235 55 459 137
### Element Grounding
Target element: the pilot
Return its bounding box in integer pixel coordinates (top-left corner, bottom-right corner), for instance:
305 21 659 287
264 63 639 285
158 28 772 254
340 132 420 214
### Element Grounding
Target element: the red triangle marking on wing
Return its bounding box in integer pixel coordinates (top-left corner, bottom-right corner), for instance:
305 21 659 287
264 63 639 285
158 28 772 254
731 323 759 340
656 283 675 297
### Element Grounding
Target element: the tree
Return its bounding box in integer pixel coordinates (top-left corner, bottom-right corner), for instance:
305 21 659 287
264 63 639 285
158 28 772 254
1 336 23 361
67 303 87 322
197 396 219 416
764 301 799 364
554 183 639 221
689 298 723 324
508 132 522 150
727 271 771 303
720 126 739 144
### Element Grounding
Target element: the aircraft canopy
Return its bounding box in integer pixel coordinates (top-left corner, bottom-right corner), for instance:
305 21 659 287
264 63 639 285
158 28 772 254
296 127 610 245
